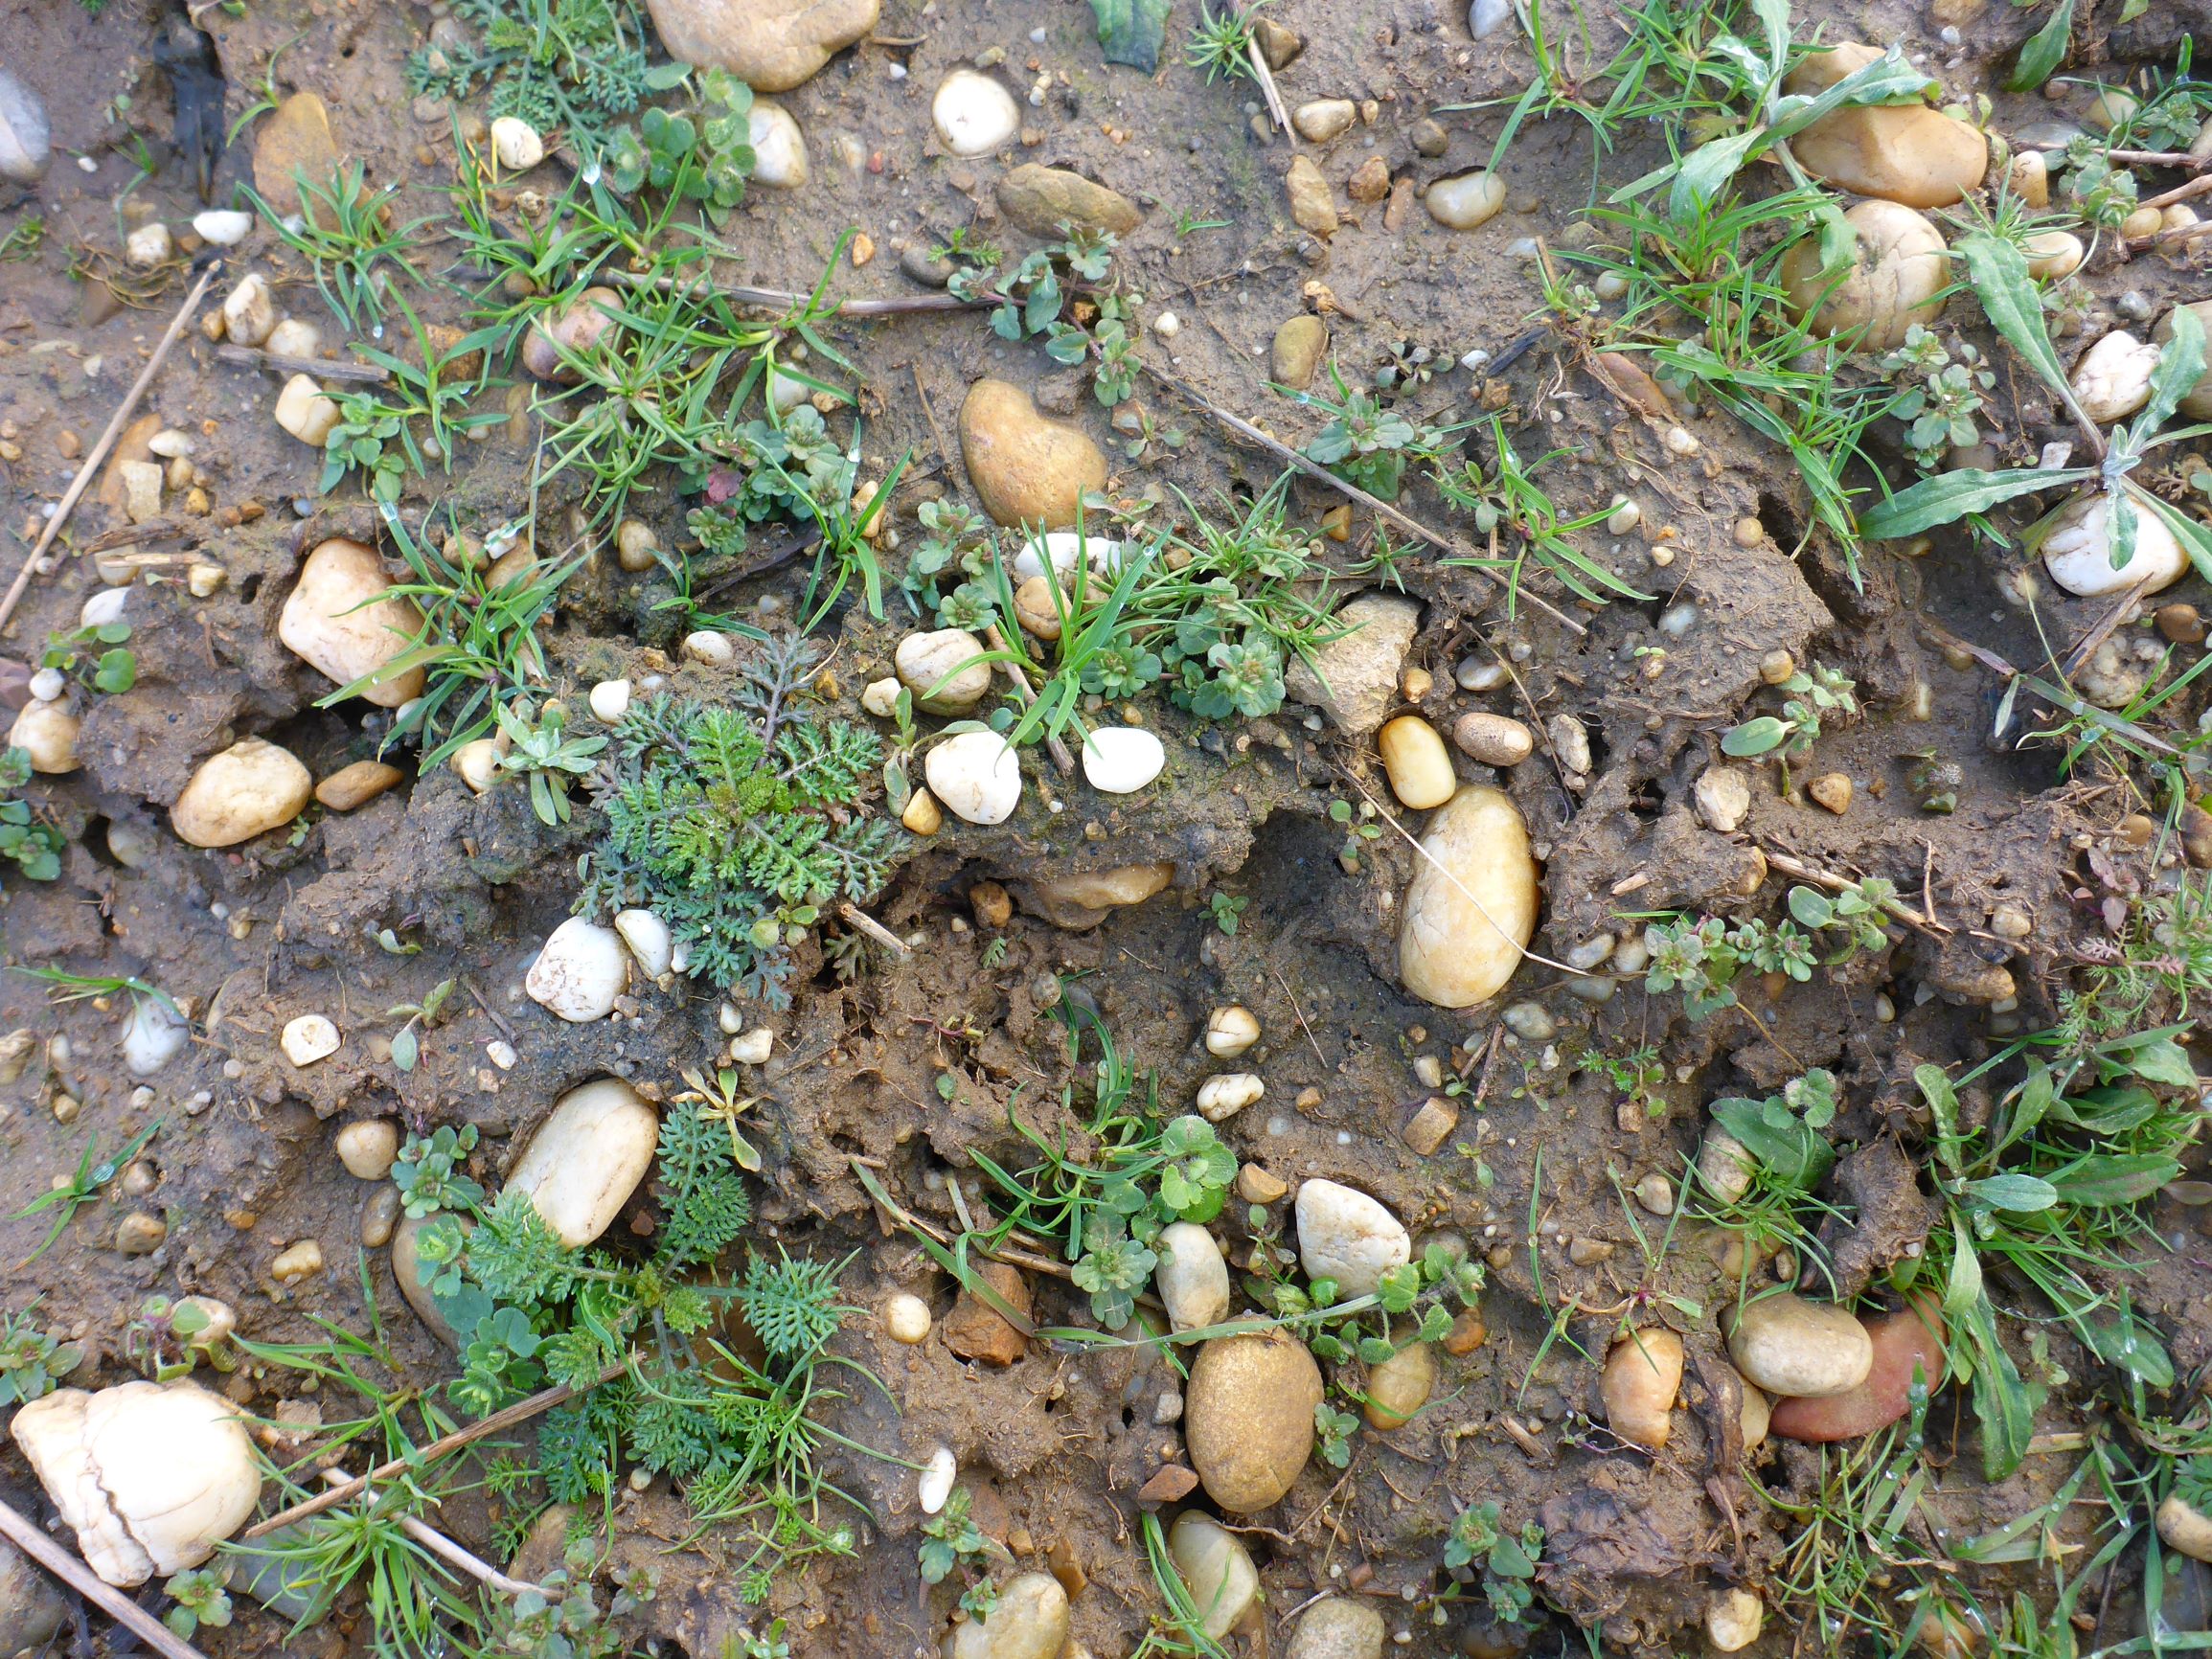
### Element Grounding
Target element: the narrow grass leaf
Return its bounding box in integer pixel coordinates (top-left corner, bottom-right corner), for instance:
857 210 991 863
1857 466 2086 539
1767 53 1939 140
2005 0 2076 90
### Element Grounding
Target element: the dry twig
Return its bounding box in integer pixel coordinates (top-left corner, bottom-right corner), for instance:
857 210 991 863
0 1494 209 1659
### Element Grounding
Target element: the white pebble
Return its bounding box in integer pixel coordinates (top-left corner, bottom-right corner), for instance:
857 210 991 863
1080 726 1164 794
730 1028 774 1065
919 1445 957 1514
883 1292 932 1344
588 679 630 722
192 209 253 247
1196 1073 1265 1122
1205 1006 1260 1058
933 69 1019 156
490 116 546 170
280 1014 340 1067
525 917 628 1023
1153 310 1181 339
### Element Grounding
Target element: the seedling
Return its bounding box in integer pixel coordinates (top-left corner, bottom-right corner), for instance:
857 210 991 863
1206 892 1247 936
43 620 135 694
10 1119 164 1264
918 1486 1003 1618
0 1299 81 1405
0 748 64 883
161 1567 232 1641
1184 3 1260 82
1442 1501 1545 1625
384 977 458 1075
493 701 606 826
1876 325 1997 473
247 162 428 331
1721 663 1859 771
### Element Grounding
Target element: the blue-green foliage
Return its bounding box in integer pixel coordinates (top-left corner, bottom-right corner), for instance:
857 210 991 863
577 636 901 1007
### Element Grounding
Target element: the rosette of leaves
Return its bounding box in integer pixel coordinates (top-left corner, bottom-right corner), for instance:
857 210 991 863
1444 1501 1544 1625
962 231 1139 406
0 1300 80 1406
0 748 63 882
605 69 756 219
575 636 901 1008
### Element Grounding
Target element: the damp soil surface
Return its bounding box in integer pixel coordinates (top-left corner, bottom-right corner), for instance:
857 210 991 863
4 0 2212 1656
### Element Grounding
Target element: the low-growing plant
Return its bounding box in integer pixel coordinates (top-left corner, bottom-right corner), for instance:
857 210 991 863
1876 325 1997 473
1859 244 2211 583
954 230 1140 407
1297 369 1450 502
574 636 901 1008
918 1486 1003 1618
1641 878 1897 1020
9 1119 163 1264
43 620 135 695
494 700 606 826
247 162 428 331
318 299 506 504
604 67 755 217
0 1299 81 1405
1443 1500 1545 1625
408 0 681 161
162 1567 233 1641
0 748 64 882
1720 663 1859 771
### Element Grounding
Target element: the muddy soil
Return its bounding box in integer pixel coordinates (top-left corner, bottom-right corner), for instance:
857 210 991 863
4 0 2212 1655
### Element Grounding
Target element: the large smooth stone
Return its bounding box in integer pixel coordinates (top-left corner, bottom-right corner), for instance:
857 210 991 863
1184 1331 1322 1511
1272 314 1330 390
1780 199 1948 352
641 0 878 91
925 730 1022 825
2037 492 2188 599
505 1078 658 1248
392 1214 464 1347
1725 1292 1875 1398
1153 1221 1230 1332
995 165 1141 238
1784 45 1988 207
525 918 627 1023
0 66 52 185
1398 784 1541 1008
958 379 1107 530
1168 1512 1259 1640
1294 1178 1410 1298
1769 1299 1945 1442
279 538 427 707
946 1572 1069 1659
171 739 312 849
10 1382 259 1587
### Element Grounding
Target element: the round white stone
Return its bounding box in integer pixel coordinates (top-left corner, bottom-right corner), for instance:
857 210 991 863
280 1014 340 1067
1081 726 1164 794
933 69 1020 157
613 909 673 978
525 917 627 1022
588 679 631 722
192 209 253 247
490 116 546 170
1294 1178 1411 1299
749 102 808 189
924 730 1022 825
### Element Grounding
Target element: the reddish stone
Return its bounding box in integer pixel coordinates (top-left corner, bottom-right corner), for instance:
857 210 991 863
1769 1298 1945 1443
941 1262 1032 1366
1138 1465 1200 1505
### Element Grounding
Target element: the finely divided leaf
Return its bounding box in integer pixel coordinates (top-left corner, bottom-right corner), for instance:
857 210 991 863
1090 0 1174 70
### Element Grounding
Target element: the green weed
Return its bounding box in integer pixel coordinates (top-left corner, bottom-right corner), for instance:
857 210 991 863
0 1299 81 1405
0 749 64 883
407 0 681 160
247 162 428 331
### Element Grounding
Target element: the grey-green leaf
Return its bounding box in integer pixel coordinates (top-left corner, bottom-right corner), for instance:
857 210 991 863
1858 467 2087 540
1089 0 1173 70
2120 301 2205 454
1956 230 2072 402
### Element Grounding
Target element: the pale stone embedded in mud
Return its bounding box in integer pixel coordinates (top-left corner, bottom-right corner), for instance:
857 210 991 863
925 730 1023 825
1425 170 1506 229
1285 592 1422 735
1397 784 1541 1008
2035 492 2188 599
335 1120 399 1180
1725 1291 1876 1398
932 69 1020 157
172 739 313 848
1698 1125 1755 1203
1769 1298 1946 1443
193 208 252 246
1779 199 1949 352
1784 45 1987 207
122 996 189 1076
9 701 79 774
883 1292 933 1345
1168 1512 1260 1640
2159 1495 2212 1564
1285 155 1338 234
897 628 992 715
1184 1330 1322 1511
315 760 405 811
2070 329 2162 423
281 1014 340 1066
274 374 340 445
1154 1221 1231 1332
1271 314 1329 390
1287 1597 1386 1659
525 917 628 1023
641 0 878 92
1024 861 1175 929
958 379 1108 530
1363 1339 1435 1429
1294 1177 1411 1297
1379 714 1456 809
10 1381 260 1586
1694 765 1752 833
614 909 673 978
589 679 632 722
1706 1588 1766 1652
730 1027 773 1064
280 538 429 708
1292 98 1357 143
919 1444 956 1513
748 102 808 189
1601 1328 1683 1449
1080 726 1165 794
507 1078 659 1248
522 286 623 382
1196 1073 1264 1122
222 271 278 346
995 164 1142 238
1205 1005 1260 1058
490 116 544 170
946 1571 1069 1659
0 66 51 185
